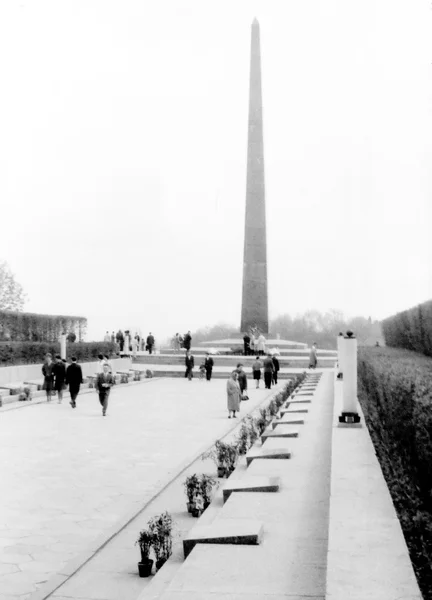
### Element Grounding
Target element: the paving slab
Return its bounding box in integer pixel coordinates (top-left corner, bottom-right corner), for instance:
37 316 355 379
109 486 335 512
280 406 309 415
287 397 312 403
221 476 280 502
183 519 264 558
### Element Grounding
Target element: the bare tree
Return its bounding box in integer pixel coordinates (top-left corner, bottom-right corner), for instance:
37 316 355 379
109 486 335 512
0 261 26 311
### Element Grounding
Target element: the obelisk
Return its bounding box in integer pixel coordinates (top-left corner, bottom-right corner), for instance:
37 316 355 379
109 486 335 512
240 18 269 334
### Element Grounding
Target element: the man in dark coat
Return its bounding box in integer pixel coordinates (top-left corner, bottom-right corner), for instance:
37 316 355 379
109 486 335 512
185 350 194 380
272 355 280 385
66 356 83 408
263 354 275 390
204 353 214 381
96 363 115 416
243 333 251 356
116 330 124 351
236 363 248 394
146 332 155 354
53 354 66 404
183 331 192 351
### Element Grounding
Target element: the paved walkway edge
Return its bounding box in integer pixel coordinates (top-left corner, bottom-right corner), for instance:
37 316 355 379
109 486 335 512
28 384 285 600
325 374 423 599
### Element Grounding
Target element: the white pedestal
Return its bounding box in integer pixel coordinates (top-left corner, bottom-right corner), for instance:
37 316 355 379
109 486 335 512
60 334 67 360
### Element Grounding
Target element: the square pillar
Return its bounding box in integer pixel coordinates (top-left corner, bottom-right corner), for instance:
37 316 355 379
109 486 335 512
338 332 361 425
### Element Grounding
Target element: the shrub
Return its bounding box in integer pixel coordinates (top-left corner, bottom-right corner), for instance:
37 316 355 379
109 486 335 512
358 346 432 598
0 310 86 342
0 341 118 366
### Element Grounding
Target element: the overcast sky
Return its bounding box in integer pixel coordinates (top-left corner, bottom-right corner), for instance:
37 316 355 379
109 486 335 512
1 0 431 341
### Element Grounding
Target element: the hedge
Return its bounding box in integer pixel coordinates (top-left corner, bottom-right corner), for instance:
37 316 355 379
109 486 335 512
358 346 432 599
0 342 118 366
0 310 87 343
382 299 432 356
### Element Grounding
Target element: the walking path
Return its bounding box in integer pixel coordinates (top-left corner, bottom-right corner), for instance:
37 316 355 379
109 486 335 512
0 377 282 600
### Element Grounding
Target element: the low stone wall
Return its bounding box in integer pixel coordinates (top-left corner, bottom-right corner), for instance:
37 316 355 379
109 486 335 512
0 357 132 386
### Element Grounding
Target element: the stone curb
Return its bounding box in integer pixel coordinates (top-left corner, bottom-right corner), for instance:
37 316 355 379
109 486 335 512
27 384 289 600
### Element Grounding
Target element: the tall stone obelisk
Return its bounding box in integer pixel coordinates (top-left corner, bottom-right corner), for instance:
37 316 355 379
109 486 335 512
240 18 269 334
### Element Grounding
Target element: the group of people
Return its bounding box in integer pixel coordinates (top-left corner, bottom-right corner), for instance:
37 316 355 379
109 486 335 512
41 352 116 416
104 330 156 354
172 331 192 352
243 330 267 355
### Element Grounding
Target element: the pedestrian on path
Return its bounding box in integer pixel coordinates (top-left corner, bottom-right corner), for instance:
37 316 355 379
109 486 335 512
183 331 192 351
204 352 214 381
227 370 241 418
263 354 274 389
53 354 66 403
42 354 55 402
66 357 83 408
243 333 250 356
257 334 266 356
96 364 114 416
146 332 155 354
272 354 280 385
236 363 248 396
309 343 318 369
185 350 194 380
252 356 263 389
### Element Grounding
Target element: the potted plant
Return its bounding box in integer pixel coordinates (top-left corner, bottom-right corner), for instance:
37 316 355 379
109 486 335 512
203 440 239 478
135 528 154 577
200 473 217 510
268 398 278 417
246 416 259 446
236 422 250 455
184 474 201 513
191 492 204 517
149 512 173 571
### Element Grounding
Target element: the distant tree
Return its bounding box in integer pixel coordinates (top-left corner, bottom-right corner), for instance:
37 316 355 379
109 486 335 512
0 261 26 311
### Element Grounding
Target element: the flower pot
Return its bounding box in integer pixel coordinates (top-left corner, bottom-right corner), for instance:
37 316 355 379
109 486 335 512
191 508 202 518
203 500 210 510
217 467 225 478
138 560 153 578
186 502 195 513
156 558 167 571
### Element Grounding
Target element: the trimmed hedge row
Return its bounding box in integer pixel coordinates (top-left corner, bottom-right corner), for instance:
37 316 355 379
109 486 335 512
382 299 432 356
0 310 87 343
0 342 118 366
358 346 432 599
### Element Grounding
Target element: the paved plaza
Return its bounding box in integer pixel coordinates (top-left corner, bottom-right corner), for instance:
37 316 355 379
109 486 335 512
0 377 278 600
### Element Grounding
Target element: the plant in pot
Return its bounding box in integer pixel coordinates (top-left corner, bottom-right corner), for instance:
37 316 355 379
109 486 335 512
184 474 201 513
236 422 250 455
200 473 218 510
268 398 278 417
149 512 173 571
246 415 259 446
191 492 204 517
203 440 238 478
135 528 154 577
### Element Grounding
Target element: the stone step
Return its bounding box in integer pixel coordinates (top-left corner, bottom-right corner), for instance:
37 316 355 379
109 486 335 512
222 476 280 503
133 354 336 367
261 426 299 442
183 519 264 558
287 398 312 404
246 446 292 465
272 417 305 429
280 406 309 415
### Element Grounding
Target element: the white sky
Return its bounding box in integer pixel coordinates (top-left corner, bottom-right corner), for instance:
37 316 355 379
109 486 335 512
0 0 431 341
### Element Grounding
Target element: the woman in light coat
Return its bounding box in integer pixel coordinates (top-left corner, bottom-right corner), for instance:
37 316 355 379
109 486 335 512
226 370 241 419
257 334 266 355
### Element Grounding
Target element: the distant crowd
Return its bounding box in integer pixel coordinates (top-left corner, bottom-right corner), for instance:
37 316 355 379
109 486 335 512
104 330 156 354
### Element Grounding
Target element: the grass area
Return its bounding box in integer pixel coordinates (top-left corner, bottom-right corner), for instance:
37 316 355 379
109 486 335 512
358 346 432 599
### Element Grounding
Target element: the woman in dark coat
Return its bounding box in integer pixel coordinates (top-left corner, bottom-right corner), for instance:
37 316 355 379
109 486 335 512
42 354 55 402
236 364 248 395
53 355 67 404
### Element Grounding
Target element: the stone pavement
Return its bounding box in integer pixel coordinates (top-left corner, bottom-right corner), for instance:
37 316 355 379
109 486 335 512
0 377 282 600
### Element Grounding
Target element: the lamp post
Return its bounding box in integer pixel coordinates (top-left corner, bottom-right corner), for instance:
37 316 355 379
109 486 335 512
338 330 361 425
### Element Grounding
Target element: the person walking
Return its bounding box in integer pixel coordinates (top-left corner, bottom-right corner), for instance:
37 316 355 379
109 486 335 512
66 356 83 408
204 352 214 381
227 370 241 418
174 333 182 352
236 363 248 397
146 332 155 354
111 331 115 344
309 342 318 369
185 350 194 380
272 354 280 385
257 333 266 356
96 363 114 416
42 354 55 402
53 355 67 404
252 356 263 389
183 331 192 352
263 353 274 389
243 333 251 356
116 330 124 351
